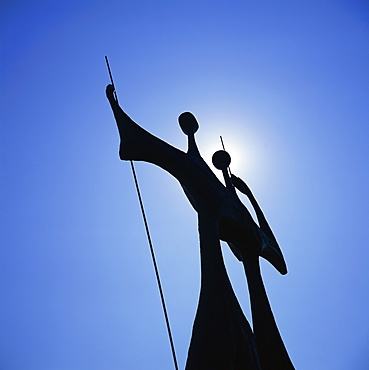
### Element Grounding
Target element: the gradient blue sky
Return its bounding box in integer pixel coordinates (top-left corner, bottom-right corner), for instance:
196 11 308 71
1 1 369 369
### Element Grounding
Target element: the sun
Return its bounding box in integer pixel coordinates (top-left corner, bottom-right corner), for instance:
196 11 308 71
197 115 261 183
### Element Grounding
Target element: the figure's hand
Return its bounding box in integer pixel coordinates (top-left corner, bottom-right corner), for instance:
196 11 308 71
106 84 116 102
231 174 252 197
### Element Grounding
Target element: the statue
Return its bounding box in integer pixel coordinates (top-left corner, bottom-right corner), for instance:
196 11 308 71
106 84 294 369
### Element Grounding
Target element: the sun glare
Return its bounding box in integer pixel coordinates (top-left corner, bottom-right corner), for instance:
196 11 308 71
197 115 264 182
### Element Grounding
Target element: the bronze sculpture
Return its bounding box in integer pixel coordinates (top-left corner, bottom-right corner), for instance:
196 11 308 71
106 83 294 369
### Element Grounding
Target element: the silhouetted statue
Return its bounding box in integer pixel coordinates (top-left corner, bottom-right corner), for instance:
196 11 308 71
106 84 294 369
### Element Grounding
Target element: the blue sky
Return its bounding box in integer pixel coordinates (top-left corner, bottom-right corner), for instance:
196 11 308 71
1 1 369 369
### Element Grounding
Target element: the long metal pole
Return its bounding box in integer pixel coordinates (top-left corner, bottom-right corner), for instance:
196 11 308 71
105 56 178 370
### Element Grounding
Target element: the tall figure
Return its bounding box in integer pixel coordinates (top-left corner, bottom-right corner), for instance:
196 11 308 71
106 84 294 369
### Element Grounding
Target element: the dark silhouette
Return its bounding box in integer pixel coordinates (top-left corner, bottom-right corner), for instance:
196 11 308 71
106 84 294 369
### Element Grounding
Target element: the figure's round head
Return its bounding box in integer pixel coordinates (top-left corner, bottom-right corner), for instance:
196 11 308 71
212 150 231 170
178 112 199 135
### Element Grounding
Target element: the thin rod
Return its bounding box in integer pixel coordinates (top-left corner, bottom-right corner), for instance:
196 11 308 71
105 56 118 102
220 135 232 177
220 135 226 151
105 56 178 370
130 161 179 370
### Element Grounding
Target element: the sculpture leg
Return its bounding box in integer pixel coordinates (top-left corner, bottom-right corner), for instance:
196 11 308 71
243 256 294 369
185 210 261 370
